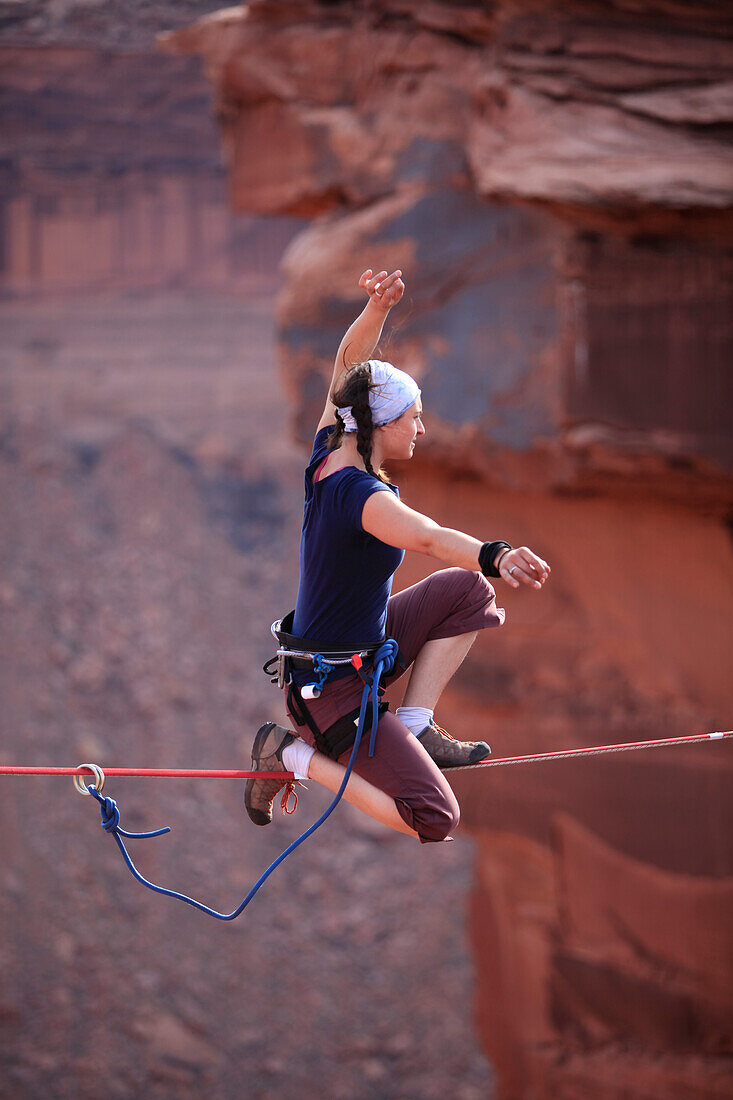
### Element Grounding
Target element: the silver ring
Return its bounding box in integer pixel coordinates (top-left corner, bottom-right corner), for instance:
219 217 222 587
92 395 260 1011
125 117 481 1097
73 763 105 796
509 566 518 576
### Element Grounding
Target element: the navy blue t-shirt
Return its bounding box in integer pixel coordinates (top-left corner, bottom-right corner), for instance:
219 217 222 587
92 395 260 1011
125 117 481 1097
292 426 404 679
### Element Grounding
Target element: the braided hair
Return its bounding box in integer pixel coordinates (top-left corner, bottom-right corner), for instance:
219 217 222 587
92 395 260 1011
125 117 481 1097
328 363 389 483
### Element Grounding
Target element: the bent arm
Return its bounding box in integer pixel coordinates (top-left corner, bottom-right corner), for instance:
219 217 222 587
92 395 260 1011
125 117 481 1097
316 269 404 434
361 491 551 590
362 491 483 571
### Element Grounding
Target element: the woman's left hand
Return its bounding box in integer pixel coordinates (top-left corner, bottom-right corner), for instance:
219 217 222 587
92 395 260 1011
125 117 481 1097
497 547 551 590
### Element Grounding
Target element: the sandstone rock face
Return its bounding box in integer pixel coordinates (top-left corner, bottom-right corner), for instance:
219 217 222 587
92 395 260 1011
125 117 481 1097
165 0 733 486
168 3 733 1096
165 0 733 212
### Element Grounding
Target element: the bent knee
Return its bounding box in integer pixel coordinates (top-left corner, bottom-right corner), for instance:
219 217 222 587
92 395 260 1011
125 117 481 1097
440 566 496 604
413 791 460 843
468 567 497 603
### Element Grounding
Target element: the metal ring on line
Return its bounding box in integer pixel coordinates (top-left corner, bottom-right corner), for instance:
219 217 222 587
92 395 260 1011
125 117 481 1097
73 763 105 796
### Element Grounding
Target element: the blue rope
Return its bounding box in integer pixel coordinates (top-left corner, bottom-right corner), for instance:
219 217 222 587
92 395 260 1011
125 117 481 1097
82 639 399 921
309 653 335 695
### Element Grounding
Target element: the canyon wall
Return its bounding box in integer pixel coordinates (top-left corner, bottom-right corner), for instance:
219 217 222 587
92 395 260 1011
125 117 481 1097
166 3 733 1097
0 44 295 296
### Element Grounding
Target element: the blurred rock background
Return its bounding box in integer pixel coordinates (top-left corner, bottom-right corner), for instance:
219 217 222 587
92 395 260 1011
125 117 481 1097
2 2 732 1098
0 3 490 1098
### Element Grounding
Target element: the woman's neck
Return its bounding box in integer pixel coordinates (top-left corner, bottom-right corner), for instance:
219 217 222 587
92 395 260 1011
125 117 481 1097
337 433 383 472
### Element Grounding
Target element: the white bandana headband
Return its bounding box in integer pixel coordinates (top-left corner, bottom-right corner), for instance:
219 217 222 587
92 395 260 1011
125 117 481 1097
338 359 421 431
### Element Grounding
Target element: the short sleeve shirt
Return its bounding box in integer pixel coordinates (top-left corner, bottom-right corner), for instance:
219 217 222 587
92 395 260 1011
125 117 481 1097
292 426 405 667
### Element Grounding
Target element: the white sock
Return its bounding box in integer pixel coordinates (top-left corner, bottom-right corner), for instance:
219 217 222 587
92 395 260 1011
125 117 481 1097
396 706 434 738
281 737 315 781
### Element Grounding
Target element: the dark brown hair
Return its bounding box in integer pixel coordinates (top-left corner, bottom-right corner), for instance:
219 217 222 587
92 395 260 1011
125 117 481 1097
329 362 389 483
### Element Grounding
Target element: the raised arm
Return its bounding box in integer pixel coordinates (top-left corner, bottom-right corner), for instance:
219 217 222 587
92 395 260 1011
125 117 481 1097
361 492 551 590
316 268 405 434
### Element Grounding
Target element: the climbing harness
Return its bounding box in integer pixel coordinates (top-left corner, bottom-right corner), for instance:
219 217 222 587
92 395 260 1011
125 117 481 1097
264 611 400 759
2 726 729 921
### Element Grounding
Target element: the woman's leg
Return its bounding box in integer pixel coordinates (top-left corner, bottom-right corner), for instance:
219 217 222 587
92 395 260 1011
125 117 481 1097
335 711 460 843
295 710 459 842
306 750 418 838
400 630 478 710
382 570 502 764
248 719 420 836
385 569 504 691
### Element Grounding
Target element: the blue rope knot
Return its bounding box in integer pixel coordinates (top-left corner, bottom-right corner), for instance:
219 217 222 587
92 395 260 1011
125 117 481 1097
311 653 335 695
374 637 399 674
99 795 120 832
86 784 170 842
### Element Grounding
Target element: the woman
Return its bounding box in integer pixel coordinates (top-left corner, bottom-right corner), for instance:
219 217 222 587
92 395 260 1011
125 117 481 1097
246 268 550 843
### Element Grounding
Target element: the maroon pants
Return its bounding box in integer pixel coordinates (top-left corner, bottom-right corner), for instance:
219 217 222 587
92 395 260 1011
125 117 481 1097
287 568 505 843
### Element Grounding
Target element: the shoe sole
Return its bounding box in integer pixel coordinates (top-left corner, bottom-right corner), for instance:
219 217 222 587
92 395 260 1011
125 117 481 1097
244 721 277 826
439 742 492 768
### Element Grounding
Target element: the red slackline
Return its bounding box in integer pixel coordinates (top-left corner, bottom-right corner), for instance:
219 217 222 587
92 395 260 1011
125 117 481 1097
0 731 729 781
449 729 732 770
0 766 293 780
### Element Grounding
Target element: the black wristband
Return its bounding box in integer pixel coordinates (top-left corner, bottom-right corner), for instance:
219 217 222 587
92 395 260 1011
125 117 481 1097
478 541 512 578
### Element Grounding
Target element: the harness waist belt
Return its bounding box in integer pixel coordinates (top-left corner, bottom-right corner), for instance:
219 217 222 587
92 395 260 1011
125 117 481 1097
264 610 384 691
271 610 382 663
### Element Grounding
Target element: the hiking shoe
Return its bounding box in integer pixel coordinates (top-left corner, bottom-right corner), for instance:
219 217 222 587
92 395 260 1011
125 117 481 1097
245 721 297 826
416 719 491 768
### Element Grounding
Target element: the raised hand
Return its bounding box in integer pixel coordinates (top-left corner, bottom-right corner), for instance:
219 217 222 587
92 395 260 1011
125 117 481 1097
497 547 551 591
359 268 404 312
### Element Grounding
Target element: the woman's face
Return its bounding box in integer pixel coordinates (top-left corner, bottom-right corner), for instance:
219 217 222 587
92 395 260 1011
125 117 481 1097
379 399 425 460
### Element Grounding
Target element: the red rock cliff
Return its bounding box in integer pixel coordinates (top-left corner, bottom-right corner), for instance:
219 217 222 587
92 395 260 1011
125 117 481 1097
166 3 733 1097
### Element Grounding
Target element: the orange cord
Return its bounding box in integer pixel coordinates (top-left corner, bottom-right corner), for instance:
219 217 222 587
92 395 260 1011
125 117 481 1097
280 781 301 815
